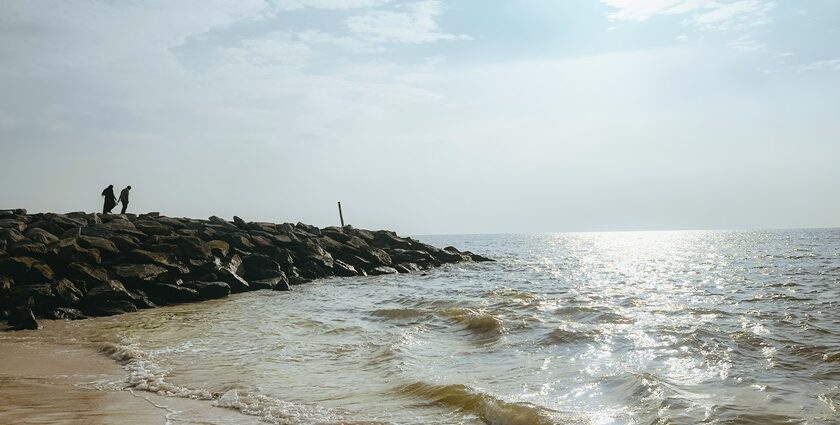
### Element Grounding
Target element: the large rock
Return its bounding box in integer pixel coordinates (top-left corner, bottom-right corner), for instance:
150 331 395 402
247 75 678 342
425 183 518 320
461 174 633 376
206 240 230 258
55 239 101 264
142 282 198 304
0 228 26 245
24 228 59 245
49 307 87 320
295 222 321 235
183 281 231 300
65 263 110 288
0 256 38 281
134 220 173 236
80 280 142 316
369 266 399 276
112 264 169 285
173 236 211 259
105 234 141 253
77 236 120 258
7 307 40 330
390 249 438 266
0 209 26 218
54 278 83 305
371 231 414 250
123 249 189 274
9 240 49 257
5 283 56 314
241 254 284 280
333 260 362 277
0 218 26 232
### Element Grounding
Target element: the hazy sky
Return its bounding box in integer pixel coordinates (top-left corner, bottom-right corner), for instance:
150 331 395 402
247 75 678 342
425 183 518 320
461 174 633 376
1 0 839 234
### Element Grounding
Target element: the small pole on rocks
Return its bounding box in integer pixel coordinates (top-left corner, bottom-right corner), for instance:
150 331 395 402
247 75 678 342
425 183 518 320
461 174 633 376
337 201 345 227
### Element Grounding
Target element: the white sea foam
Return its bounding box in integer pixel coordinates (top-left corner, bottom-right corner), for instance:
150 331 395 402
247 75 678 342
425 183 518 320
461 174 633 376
100 341 341 424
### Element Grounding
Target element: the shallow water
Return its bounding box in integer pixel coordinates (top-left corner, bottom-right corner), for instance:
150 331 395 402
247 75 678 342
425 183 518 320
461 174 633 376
3 229 840 424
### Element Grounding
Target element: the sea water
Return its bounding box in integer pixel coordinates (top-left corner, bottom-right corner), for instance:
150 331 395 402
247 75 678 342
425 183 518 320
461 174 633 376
3 229 840 424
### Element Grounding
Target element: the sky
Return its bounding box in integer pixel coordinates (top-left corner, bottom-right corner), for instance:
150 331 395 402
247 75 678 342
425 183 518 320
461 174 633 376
1 0 839 234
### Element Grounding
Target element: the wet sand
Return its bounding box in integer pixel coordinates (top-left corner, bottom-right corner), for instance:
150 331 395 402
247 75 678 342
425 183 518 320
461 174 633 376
0 324 261 425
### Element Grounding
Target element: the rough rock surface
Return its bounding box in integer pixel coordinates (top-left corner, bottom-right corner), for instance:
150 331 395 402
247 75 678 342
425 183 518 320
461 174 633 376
0 210 491 330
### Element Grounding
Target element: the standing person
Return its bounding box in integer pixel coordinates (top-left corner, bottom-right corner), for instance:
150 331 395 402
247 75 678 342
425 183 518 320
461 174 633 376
101 185 117 214
118 185 131 214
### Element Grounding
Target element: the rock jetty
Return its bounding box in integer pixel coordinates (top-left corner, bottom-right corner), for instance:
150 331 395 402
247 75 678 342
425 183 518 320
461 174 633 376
0 209 491 331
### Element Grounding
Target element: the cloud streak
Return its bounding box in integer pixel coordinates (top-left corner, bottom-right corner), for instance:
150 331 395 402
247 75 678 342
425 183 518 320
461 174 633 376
601 0 775 30
345 0 469 43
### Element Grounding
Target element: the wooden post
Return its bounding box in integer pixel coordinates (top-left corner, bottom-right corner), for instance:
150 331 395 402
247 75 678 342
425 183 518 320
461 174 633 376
337 201 345 227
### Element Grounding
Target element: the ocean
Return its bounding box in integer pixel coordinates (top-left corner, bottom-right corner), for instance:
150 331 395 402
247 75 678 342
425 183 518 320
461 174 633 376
2 229 839 424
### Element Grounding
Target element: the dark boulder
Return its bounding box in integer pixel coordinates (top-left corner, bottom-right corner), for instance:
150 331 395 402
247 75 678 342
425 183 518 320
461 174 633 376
183 281 231 300
5 283 56 314
9 239 49 257
27 220 66 238
24 228 59 245
358 246 393 267
232 216 248 230
65 263 110 288
464 252 494 262
0 256 38 281
80 280 142 316
222 234 256 252
123 249 189 274
295 222 321 235
394 263 422 273
371 231 414 250
215 268 250 293
54 278 83 305
206 240 230 258
295 239 334 270
8 307 40 330
428 247 464 263
241 254 283 280
0 228 26 245
56 239 101 264
208 216 239 230
0 209 25 218
286 267 310 285
333 260 362 277
390 249 437 266
111 264 169 285
83 300 138 316
0 276 12 293
321 227 353 243
77 235 120 258
142 282 198 304
134 220 173 236
49 307 87 320
0 218 26 232
105 234 141 253
28 263 55 284
369 266 399 276
155 216 187 229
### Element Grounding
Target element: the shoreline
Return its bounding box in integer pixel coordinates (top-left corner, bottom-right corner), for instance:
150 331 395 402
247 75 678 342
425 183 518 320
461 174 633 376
0 319 264 425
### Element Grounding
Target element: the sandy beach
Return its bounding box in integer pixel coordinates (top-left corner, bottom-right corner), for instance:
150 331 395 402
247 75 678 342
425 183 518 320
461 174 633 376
0 321 261 425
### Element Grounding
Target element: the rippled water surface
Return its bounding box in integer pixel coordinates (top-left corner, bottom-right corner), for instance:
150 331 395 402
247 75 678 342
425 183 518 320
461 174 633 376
7 230 840 424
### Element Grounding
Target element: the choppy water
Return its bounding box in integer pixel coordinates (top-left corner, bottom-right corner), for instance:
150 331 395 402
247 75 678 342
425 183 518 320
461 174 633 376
4 230 840 424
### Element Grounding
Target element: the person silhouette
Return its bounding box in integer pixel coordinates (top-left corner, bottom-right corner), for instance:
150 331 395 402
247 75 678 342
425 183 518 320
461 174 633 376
118 185 131 214
101 185 117 214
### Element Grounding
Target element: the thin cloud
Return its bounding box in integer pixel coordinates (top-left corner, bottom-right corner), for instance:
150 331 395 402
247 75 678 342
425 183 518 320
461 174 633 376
602 0 775 30
727 35 766 52
345 0 470 43
802 58 840 72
